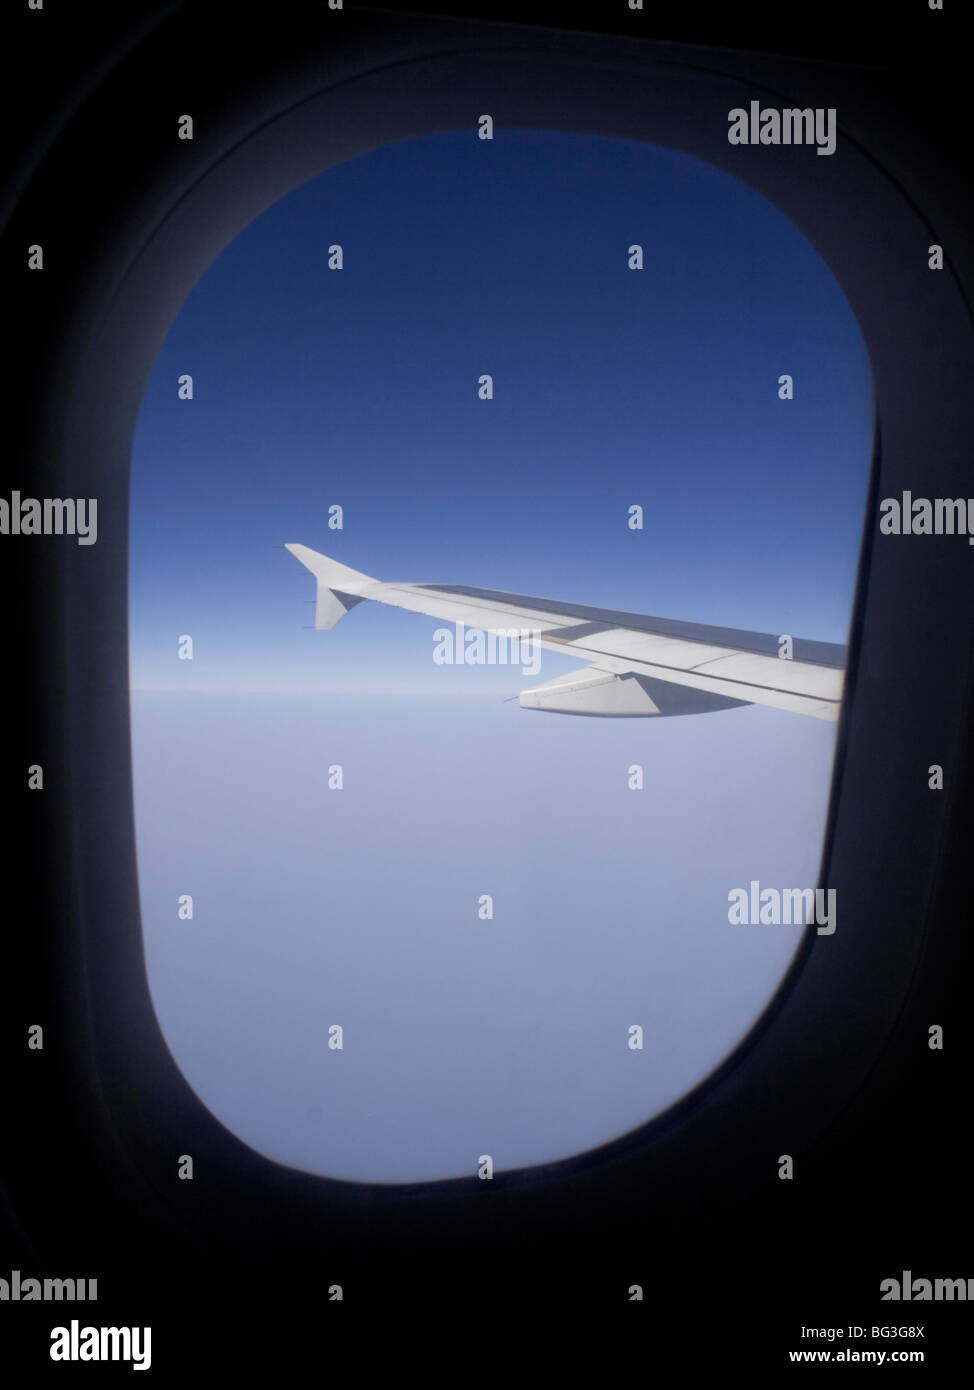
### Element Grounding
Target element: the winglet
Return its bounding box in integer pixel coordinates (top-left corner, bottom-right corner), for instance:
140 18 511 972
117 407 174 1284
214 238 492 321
285 543 375 630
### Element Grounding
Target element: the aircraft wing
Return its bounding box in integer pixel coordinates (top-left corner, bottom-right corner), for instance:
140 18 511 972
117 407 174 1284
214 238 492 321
285 543 846 721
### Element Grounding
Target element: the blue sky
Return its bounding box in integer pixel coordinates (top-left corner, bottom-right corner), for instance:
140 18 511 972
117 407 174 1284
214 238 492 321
130 128 873 694
129 130 874 1182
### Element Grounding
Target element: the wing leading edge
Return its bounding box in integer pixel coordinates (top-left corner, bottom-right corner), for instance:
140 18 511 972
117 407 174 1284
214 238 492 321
285 544 846 721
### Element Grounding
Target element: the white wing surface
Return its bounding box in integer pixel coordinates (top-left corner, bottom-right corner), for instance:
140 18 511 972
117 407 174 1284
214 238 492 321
285 544 845 721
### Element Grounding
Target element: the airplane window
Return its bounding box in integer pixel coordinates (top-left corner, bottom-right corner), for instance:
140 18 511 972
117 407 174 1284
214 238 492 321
129 129 874 1183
